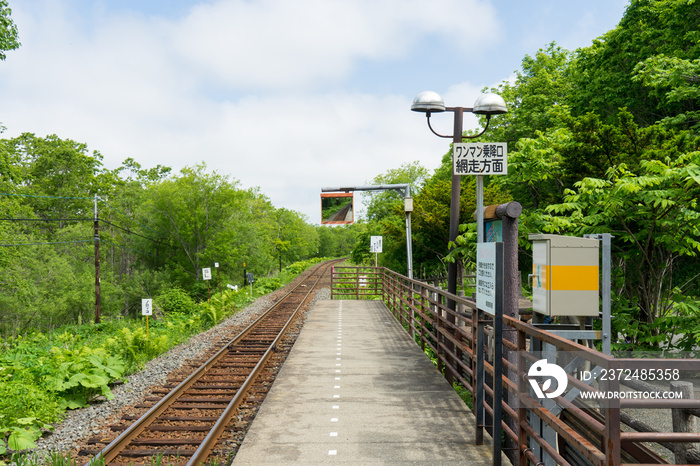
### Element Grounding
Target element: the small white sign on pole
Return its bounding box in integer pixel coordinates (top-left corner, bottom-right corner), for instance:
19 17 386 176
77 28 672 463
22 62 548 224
453 143 508 176
202 267 212 280
141 298 153 316
370 236 383 253
476 243 497 315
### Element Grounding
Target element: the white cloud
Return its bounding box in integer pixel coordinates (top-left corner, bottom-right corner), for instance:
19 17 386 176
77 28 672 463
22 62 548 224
171 0 501 89
0 0 503 222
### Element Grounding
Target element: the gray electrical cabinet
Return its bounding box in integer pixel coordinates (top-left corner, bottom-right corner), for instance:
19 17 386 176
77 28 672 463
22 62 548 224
530 234 599 317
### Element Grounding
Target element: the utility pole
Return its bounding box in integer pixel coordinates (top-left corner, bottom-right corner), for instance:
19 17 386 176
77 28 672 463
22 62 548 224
94 194 101 324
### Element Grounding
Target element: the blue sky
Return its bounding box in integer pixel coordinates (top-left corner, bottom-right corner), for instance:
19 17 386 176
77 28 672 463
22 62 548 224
0 0 628 223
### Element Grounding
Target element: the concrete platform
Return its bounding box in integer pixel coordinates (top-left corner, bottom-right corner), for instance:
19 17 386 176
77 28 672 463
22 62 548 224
233 300 500 465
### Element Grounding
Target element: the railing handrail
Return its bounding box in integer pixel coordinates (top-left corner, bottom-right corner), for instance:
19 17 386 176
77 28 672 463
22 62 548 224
335 265 700 466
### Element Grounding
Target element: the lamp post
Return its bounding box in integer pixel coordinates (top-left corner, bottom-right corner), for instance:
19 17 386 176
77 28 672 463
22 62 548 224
410 91 507 304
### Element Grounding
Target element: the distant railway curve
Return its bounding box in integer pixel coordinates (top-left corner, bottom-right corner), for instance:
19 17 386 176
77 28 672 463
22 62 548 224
81 259 342 465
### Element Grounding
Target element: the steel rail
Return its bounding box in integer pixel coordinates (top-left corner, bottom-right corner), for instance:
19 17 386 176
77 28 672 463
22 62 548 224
88 260 337 465
188 260 330 464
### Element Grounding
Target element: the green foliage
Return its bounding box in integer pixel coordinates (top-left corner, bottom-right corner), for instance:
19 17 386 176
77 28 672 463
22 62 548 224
316 224 358 258
0 253 310 458
0 0 20 61
490 127 569 210
453 383 473 410
633 55 700 131
567 0 700 126
43 346 125 409
0 132 326 339
0 383 58 453
105 328 167 373
541 149 700 349
252 277 281 296
156 287 198 314
485 42 573 145
199 289 238 326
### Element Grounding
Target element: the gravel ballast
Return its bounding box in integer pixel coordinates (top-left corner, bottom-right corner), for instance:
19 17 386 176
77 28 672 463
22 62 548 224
29 280 329 461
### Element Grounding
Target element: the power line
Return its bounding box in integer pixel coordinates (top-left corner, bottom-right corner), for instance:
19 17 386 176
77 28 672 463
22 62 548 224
1 193 179 261
0 192 93 200
0 218 93 222
1 193 166 245
98 197 158 235
0 239 95 247
100 238 157 258
99 218 169 246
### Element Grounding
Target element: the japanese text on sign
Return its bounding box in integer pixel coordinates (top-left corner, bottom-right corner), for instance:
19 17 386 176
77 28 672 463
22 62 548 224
142 298 152 316
453 143 508 175
370 236 383 253
476 243 497 315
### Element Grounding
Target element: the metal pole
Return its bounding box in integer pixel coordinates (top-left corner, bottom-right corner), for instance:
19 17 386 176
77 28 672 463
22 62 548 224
322 184 413 279
442 108 464 386
475 308 485 445
584 232 613 355
447 108 464 304
602 233 612 355
94 194 101 324
476 175 484 244
404 186 413 279
405 209 413 279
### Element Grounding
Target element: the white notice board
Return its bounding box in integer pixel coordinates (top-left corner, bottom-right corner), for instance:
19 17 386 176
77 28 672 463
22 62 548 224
142 298 153 316
370 236 383 253
476 243 497 315
453 143 508 175
202 267 212 280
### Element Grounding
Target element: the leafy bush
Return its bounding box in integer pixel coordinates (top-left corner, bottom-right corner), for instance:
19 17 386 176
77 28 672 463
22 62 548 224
0 382 59 453
200 289 238 326
105 327 168 373
253 277 281 296
278 257 326 282
43 346 126 410
156 287 197 314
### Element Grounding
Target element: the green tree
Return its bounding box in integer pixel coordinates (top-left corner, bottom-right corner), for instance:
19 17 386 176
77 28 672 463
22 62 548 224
558 109 697 185
490 128 569 210
0 0 20 61
363 161 428 221
316 224 358 258
485 42 573 145
567 0 700 126
410 151 510 281
633 55 700 132
357 162 429 274
8 133 116 224
273 208 319 272
544 149 700 350
143 164 253 284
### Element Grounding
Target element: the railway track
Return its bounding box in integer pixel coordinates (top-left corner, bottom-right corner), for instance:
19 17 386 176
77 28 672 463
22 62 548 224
79 259 340 465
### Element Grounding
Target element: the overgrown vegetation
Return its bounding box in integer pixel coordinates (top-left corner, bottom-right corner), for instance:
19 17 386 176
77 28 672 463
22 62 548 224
0 257 324 459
